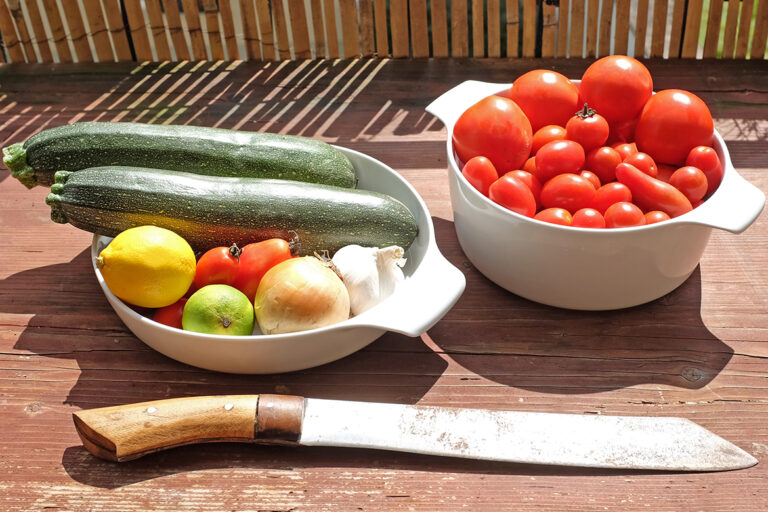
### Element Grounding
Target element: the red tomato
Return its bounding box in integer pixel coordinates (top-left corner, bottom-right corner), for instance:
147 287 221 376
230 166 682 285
604 202 646 228
506 70 580 131
505 170 542 209
153 298 188 329
579 170 601 190
644 210 671 225
635 89 715 165
615 163 692 218
613 142 638 161
669 166 708 203
532 125 567 154
590 182 633 214
462 156 498 196
535 208 573 226
685 146 723 196
193 244 241 290
453 95 533 173
572 208 606 229
623 152 658 177
607 116 639 144
585 146 622 183
233 239 295 301
540 173 596 213
565 104 610 152
579 56 653 123
488 175 537 217
523 156 537 175
535 140 586 182
656 164 676 183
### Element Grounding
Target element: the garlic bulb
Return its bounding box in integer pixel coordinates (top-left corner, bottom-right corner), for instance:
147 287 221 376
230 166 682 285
331 245 406 316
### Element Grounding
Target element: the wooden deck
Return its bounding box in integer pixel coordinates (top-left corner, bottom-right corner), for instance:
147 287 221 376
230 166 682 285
1 58 767 510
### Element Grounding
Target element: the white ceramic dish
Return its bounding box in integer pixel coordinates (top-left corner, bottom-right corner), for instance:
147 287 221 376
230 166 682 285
91 147 466 374
426 80 765 310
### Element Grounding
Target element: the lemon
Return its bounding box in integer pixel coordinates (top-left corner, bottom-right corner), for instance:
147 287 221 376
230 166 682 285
97 226 196 308
182 285 255 336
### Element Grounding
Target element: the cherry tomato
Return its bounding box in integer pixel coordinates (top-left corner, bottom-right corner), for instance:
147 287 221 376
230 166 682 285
505 170 542 209
565 104 610 152
623 152 658 177
535 208 573 226
488 175 536 217
685 146 723 196
535 139 585 182
453 95 533 173
585 146 622 183
194 244 241 290
613 142 638 161
579 170 601 190
607 116 639 144
656 164 675 183
669 166 708 203
572 208 606 229
615 163 692 218
462 156 498 196
579 55 653 123
153 298 188 329
604 202 646 228
644 210 671 225
590 182 633 214
506 70 580 131
233 239 296 302
523 156 537 175
540 173 596 214
532 125 567 154
635 89 714 165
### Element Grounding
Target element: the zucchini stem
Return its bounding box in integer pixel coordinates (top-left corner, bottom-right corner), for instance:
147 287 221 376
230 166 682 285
2 143 36 189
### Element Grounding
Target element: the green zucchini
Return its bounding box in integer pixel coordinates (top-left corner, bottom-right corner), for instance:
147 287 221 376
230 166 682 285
45 167 418 255
4 122 356 189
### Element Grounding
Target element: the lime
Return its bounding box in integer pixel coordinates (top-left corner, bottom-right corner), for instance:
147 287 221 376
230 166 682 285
97 226 195 308
182 285 254 336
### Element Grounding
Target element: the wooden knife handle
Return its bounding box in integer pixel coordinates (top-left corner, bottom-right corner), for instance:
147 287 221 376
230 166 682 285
72 394 306 462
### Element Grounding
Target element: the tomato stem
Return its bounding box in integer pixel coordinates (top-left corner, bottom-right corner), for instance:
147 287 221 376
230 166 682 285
577 103 596 118
228 243 242 260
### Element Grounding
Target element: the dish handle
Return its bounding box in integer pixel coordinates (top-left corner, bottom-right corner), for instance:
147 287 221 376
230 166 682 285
425 80 510 130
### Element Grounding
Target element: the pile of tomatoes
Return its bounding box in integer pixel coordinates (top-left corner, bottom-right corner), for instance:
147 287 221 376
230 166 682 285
453 55 724 228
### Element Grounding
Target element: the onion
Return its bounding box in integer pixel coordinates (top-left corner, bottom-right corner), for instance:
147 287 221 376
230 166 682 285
253 256 350 335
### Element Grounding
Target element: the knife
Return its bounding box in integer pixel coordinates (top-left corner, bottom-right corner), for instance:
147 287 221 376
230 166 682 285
72 394 757 471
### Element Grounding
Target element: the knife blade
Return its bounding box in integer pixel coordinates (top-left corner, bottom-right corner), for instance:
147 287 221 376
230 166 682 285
72 394 757 471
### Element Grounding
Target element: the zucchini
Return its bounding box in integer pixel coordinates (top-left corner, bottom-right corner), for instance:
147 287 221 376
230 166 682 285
3 122 356 189
45 167 418 255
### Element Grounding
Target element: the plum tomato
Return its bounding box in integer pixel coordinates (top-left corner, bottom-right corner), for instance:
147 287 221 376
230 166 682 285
604 202 646 228
535 207 573 226
488 174 537 217
669 166 708 203
623 152 658 177
532 124 567 154
540 173 596 213
523 156 537 175
585 146 622 184
635 89 714 165
232 238 295 302
579 55 653 123
462 156 499 196
153 297 188 329
579 170 601 190
565 104 610 152
572 208 606 228
656 163 676 183
453 95 533 173
535 139 586 182
194 244 241 290
685 146 723 196
506 70 580 131
644 210 671 225
613 142 638 161
505 170 542 209
590 182 633 214
615 162 692 218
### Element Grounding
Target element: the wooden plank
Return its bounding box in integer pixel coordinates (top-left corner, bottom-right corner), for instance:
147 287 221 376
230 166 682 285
255 0 275 60
238 0 261 59
391 0 409 57
598 0 613 56
62 0 94 61
181 0 208 60
358 0 375 56
0 0 24 62
569 0 584 57
123 0 153 60
272 0 291 59
101 0 132 61
202 0 225 60
668 0 686 58
81 0 114 62
735 0 756 58
322 0 338 58
703 0 724 58
586 0 599 56
162 0 191 61
410 0 430 57
487 0 501 57
6 0 34 62
219 0 240 60
374 0 390 56
288 0 311 59
557 0 570 57
634 0 649 57
614 0 631 55
650 0 667 57
541 1 557 57
522 0 536 56
752 0 768 58
722 0 741 58
22 0 53 62
339 0 360 57
144 0 172 61
451 0 468 56
310 0 326 58
41 0 72 62
506 0 520 57
682 0 704 57
472 0 484 57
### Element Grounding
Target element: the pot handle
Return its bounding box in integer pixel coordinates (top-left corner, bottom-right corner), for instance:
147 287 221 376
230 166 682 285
425 80 510 129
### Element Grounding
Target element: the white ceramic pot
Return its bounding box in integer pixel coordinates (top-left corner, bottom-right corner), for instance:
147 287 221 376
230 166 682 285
426 80 765 310
92 147 466 374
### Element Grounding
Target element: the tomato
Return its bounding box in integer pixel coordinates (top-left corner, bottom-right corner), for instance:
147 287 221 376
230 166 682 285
572 208 606 228
535 140 585 182
656 164 675 183
532 125 567 154
233 239 296 302
579 55 653 123
523 156 537 175
623 152 657 177
153 298 188 329
669 166 708 202
535 208 573 226
590 182 632 214
585 146 622 183
565 104 609 152
685 146 723 196
604 202 646 228
506 70 580 131
579 170 601 190
194 244 241 289
453 95 533 173
505 170 542 209
488 175 536 217
615 163 692 218
607 116 639 144
644 210 671 225
635 89 714 165
462 156 498 196
613 142 638 161
540 173 596 213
